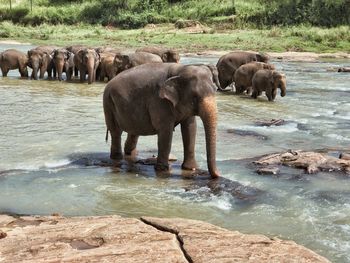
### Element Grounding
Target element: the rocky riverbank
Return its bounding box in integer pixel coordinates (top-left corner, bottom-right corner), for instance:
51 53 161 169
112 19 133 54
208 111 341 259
0 214 330 262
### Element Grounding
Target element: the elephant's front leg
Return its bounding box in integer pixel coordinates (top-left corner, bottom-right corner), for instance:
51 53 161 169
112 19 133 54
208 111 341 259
181 116 198 170
156 125 174 171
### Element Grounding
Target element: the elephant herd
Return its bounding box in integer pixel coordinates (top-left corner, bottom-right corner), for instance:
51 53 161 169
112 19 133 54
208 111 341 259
0 47 287 178
0 46 286 101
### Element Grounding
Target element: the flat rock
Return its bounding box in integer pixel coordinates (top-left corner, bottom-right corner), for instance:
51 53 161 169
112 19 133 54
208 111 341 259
254 150 350 174
141 217 330 263
0 215 330 263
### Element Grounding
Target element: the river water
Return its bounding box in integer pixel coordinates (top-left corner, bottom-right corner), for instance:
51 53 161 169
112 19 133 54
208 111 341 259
0 44 349 262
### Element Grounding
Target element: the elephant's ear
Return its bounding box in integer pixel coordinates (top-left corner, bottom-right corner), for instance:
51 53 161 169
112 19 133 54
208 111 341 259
121 55 131 68
159 76 180 108
161 52 168 62
27 50 32 57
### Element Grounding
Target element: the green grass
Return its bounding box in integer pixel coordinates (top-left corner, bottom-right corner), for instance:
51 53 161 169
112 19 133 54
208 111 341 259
1 22 349 53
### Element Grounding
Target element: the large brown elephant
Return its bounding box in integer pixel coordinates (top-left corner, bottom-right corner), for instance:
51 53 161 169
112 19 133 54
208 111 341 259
136 46 180 63
52 48 74 81
0 49 28 77
113 51 162 75
234 62 275 94
27 46 56 80
73 48 100 84
216 51 269 90
252 69 286 101
103 63 220 178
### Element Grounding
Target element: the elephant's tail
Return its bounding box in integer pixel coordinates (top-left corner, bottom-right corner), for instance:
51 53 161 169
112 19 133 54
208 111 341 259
105 129 109 143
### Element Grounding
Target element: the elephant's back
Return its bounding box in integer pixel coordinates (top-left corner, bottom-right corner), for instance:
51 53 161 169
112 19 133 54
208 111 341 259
130 52 163 65
105 63 172 99
252 69 271 86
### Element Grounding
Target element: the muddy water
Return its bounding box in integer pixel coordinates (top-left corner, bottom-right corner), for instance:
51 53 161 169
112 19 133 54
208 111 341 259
0 44 350 262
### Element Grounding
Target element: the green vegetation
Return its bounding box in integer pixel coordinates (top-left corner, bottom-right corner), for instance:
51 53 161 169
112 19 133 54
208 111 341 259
0 22 348 53
1 0 348 29
0 0 349 53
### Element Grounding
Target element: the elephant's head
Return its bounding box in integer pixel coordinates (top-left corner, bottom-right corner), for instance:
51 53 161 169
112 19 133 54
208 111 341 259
159 65 219 178
256 53 270 63
264 63 275 70
52 49 72 81
77 48 100 84
113 53 132 74
161 50 180 63
28 50 49 80
270 71 286 101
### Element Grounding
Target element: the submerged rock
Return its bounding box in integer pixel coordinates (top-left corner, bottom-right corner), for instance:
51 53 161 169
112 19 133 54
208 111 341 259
256 166 280 175
254 150 350 175
226 129 268 140
255 119 285 127
0 214 330 263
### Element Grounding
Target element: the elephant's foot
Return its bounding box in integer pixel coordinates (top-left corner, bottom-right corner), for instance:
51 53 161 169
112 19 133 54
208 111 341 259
110 151 123 160
181 159 198 171
124 148 138 156
155 162 169 171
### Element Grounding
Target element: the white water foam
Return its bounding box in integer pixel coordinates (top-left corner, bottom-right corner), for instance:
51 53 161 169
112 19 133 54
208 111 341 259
326 134 350 141
44 159 72 169
239 122 299 134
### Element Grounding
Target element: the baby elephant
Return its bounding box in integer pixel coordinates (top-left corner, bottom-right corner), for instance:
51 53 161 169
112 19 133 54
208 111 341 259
234 62 275 94
252 69 286 101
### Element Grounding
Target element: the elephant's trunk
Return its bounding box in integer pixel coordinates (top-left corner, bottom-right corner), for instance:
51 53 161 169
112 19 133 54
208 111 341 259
55 60 64 81
87 60 94 84
199 96 220 178
280 80 286 97
31 60 39 80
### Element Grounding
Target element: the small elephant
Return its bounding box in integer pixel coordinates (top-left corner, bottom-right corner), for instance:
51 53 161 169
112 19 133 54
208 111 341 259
216 51 269 90
0 49 28 77
234 62 275 94
252 69 286 101
28 46 56 80
73 48 100 84
103 63 220 178
52 48 74 81
338 67 350 72
113 51 163 75
136 46 180 63
98 52 118 81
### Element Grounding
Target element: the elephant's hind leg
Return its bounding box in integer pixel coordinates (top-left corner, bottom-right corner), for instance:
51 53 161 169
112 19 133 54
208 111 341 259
104 97 123 159
124 134 139 155
1 66 9 77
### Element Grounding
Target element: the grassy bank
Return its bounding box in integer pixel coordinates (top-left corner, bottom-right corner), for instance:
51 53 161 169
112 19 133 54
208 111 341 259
0 22 349 53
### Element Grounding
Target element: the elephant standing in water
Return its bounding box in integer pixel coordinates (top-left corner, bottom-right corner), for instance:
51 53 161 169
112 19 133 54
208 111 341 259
0 49 28 77
136 46 180 63
52 49 74 81
234 62 275 94
216 51 269 90
98 52 118 81
252 69 286 101
103 63 220 178
113 51 162 75
73 48 100 84
27 46 56 80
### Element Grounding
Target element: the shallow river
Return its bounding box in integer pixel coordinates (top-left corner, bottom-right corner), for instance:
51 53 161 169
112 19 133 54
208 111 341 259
0 44 349 262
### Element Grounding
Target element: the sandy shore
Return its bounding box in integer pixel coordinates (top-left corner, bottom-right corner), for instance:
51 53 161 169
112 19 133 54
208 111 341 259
185 50 350 62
